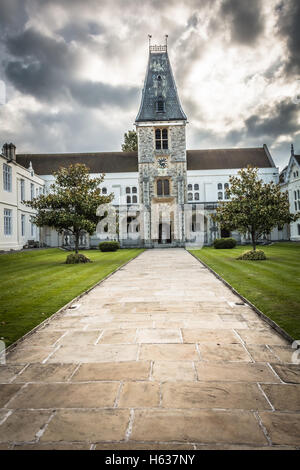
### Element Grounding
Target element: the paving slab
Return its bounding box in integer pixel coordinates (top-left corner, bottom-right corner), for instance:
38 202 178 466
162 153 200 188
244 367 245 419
1 248 295 449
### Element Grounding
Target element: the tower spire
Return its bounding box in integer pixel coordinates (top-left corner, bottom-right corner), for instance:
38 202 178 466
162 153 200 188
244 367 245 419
291 143 294 156
135 38 186 122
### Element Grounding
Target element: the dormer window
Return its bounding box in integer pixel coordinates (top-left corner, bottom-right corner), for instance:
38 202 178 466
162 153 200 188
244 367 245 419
156 97 165 113
155 128 168 150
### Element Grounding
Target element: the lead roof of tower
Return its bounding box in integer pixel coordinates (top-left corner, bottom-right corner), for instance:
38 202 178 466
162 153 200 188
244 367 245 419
135 50 187 122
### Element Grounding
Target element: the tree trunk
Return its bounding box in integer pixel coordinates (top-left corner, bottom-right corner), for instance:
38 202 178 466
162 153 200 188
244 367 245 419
251 230 256 251
74 232 79 254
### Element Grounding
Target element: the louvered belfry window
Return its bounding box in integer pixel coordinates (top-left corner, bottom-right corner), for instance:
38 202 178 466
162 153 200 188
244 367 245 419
155 128 168 150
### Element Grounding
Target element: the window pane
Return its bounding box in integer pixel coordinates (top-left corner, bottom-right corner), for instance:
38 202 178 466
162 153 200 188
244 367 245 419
102 187 107 194
188 184 192 191
194 184 199 190
163 179 169 195
218 192 223 200
155 129 161 139
132 195 137 203
188 192 192 201
195 192 199 200
162 129 168 139
162 140 168 149
126 187 130 194
224 183 229 189
157 100 164 112
157 180 163 196
127 195 131 203
218 183 222 190
155 140 161 150
132 187 137 193
20 179 25 201
4 209 12 235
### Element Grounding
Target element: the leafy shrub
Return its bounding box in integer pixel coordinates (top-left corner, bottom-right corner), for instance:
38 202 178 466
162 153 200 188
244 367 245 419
237 250 266 261
99 241 120 252
214 237 237 249
65 253 92 264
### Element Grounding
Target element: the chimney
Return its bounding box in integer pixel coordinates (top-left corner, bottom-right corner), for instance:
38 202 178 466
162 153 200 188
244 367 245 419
2 143 9 158
2 142 16 161
8 143 16 161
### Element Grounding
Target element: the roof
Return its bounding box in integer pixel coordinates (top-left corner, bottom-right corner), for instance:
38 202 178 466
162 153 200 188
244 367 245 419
135 51 187 122
294 155 300 165
187 147 275 170
16 147 275 175
16 151 139 174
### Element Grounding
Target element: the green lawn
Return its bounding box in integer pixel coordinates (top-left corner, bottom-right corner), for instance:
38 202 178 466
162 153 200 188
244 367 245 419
0 248 144 347
189 242 300 340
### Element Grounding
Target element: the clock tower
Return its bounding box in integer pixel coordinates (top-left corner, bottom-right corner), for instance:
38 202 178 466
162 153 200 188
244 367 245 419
135 37 187 247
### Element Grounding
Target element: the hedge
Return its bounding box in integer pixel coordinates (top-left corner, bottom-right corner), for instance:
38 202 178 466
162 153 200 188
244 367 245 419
99 241 120 252
213 237 237 249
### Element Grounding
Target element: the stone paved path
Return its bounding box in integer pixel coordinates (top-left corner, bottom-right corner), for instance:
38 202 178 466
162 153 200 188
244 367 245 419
0 249 299 450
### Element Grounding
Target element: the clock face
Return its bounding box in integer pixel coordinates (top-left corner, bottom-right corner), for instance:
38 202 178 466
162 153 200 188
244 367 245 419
158 157 167 169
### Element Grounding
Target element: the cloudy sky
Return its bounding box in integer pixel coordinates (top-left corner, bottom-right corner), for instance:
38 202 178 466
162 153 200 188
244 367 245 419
0 0 299 170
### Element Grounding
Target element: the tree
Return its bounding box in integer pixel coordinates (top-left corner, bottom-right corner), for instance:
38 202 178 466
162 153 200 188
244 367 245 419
212 166 298 251
26 164 113 255
122 129 137 151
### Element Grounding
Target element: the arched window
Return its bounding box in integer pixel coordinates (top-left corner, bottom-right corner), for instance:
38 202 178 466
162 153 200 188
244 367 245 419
224 183 229 189
132 187 137 193
218 183 222 190
188 192 193 201
132 195 137 203
155 128 168 150
188 184 192 191
195 192 199 201
127 195 131 204
218 192 223 200
126 187 131 194
194 184 199 190
156 97 165 113
157 178 170 196
102 187 107 194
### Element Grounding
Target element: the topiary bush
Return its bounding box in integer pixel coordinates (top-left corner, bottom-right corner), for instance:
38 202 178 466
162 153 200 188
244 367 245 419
98 241 120 252
237 250 266 261
214 237 237 249
65 253 92 264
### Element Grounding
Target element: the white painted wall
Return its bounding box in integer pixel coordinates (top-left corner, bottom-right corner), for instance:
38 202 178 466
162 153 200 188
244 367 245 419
0 154 45 251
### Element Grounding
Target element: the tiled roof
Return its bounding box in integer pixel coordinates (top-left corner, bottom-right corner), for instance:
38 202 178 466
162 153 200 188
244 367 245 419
135 51 187 122
187 148 275 170
16 152 138 174
16 146 275 175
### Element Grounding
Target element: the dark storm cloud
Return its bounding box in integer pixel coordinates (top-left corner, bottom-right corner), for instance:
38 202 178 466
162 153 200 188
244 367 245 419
70 81 139 109
3 27 138 108
245 99 299 138
58 22 104 43
220 0 265 45
0 0 28 35
276 0 300 76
